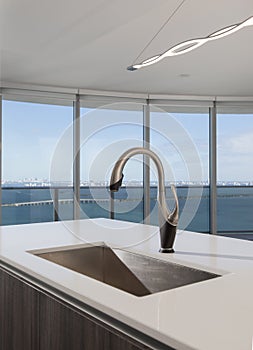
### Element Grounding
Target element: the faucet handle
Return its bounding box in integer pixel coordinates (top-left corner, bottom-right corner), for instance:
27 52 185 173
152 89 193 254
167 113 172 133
168 185 179 225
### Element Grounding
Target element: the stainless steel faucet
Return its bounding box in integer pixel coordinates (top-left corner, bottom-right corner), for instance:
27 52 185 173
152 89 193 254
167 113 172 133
109 147 179 253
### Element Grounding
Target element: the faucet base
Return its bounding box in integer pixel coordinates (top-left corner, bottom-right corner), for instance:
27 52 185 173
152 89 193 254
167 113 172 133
159 248 175 254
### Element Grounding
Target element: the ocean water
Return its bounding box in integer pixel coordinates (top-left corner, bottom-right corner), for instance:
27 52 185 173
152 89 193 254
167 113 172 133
1 187 253 237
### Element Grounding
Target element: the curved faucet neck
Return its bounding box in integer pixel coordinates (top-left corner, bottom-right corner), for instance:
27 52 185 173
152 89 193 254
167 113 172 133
110 147 178 225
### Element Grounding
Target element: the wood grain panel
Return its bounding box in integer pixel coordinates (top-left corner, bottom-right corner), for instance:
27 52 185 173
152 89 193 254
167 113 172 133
0 268 39 350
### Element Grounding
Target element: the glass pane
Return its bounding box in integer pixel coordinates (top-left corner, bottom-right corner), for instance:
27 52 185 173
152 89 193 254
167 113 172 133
217 108 253 240
80 101 144 223
150 105 209 232
2 99 73 225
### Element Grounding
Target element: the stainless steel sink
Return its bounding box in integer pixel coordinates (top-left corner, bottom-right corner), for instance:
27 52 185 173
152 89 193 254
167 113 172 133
34 244 220 297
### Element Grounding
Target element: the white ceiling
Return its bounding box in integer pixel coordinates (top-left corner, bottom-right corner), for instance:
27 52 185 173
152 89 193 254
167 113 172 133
1 0 253 97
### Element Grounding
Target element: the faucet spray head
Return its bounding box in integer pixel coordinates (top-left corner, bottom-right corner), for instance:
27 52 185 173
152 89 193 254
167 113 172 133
109 174 124 192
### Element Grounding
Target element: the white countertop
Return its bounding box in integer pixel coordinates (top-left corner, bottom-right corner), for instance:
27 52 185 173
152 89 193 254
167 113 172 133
1 218 253 350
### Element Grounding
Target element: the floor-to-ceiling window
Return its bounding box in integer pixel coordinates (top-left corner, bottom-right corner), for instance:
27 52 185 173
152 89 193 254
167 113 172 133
1 96 73 225
217 105 253 239
149 104 210 232
1 90 252 241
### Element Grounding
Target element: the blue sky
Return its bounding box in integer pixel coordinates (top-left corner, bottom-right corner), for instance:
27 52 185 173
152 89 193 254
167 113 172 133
2 100 253 183
217 113 253 182
2 101 73 181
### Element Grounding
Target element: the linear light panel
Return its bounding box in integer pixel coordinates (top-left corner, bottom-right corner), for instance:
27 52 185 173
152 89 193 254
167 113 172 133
128 16 253 71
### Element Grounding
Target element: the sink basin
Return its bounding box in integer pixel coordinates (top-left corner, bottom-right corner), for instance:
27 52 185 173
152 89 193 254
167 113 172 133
34 244 220 297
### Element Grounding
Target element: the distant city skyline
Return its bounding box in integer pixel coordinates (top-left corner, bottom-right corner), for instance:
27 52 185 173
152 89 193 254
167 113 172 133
3 178 253 187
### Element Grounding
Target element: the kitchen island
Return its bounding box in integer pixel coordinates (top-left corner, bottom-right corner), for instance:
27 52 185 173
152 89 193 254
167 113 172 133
1 218 253 350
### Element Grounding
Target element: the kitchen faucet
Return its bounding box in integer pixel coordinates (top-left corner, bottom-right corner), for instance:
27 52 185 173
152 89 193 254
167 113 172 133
109 147 179 253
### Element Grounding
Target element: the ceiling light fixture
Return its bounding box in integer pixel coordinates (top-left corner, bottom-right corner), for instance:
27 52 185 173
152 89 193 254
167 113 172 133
127 15 253 71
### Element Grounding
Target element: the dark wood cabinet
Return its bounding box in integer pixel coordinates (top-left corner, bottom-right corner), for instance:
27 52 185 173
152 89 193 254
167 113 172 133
0 267 39 350
0 267 156 350
39 292 150 350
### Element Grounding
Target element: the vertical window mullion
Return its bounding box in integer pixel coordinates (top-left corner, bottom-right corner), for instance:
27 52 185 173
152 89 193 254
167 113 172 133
209 102 217 234
143 100 150 224
73 94 81 220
